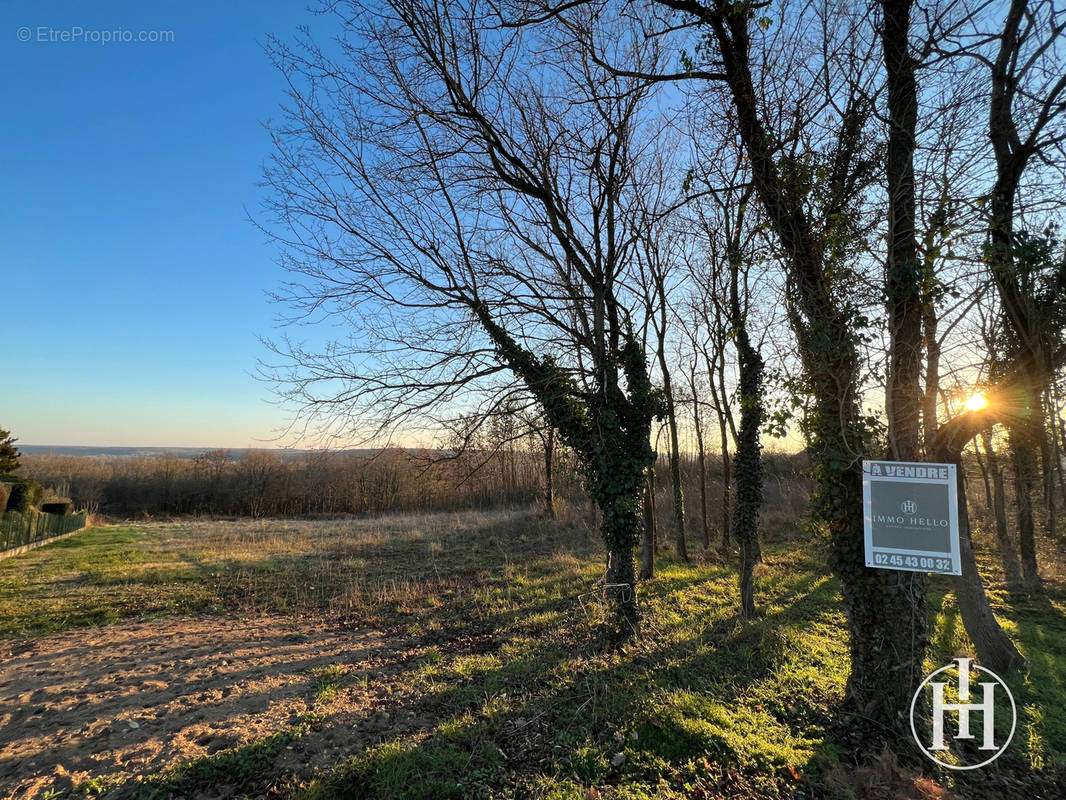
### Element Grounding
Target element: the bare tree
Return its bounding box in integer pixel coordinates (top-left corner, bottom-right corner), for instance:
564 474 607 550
960 0 1066 592
261 1 669 642
647 0 930 736
635 205 690 561
686 149 768 618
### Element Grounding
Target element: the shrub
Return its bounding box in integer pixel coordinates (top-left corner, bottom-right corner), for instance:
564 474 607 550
7 483 33 513
0 483 8 513
41 501 72 515
4 477 44 512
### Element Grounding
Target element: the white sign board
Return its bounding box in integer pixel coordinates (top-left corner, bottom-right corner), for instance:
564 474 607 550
862 460 961 576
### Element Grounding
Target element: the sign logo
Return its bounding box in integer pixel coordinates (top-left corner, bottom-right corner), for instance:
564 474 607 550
910 657 1016 770
901 499 918 514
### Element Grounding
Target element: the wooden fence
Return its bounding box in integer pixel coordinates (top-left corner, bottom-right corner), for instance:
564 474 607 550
0 509 88 555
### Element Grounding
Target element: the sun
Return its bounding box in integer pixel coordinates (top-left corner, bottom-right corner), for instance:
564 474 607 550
964 393 988 412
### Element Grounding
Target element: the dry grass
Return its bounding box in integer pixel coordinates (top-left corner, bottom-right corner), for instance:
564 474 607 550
0 508 600 639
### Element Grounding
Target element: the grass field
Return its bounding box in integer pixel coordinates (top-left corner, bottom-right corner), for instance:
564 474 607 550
0 508 1064 799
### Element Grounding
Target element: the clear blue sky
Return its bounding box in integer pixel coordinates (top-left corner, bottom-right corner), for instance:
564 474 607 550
1 2 337 448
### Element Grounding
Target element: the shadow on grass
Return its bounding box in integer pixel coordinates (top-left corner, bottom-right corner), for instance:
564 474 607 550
119 548 850 800
16 516 1066 800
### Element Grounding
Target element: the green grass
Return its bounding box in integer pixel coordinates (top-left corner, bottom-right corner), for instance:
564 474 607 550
926 565 1066 784
290 544 852 800
309 664 347 704
3 509 1065 799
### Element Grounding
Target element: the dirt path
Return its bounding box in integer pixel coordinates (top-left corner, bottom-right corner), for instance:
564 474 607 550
0 616 407 799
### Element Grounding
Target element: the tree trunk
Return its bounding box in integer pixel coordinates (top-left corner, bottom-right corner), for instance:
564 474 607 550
1040 390 1057 541
543 426 555 519
1051 382 1066 512
648 251 690 563
587 402 656 647
953 486 1026 675
1009 421 1042 592
472 313 660 645
836 0 928 730
733 335 763 620
664 386 688 561
984 0 1049 592
982 429 1023 589
690 374 711 549
640 468 656 581
973 438 994 511
944 457 1026 676
933 415 1025 675
728 243 764 621
882 0 924 466
1045 440 1058 542
706 340 733 547
605 542 639 644
921 293 940 451
719 423 731 548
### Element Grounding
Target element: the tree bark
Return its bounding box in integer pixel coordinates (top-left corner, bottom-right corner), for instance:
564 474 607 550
921 295 941 451
952 478 1025 676
474 312 661 644
877 2 932 724
984 0 1055 593
646 230 688 562
719 436 731 548
640 467 656 580
882 0 924 465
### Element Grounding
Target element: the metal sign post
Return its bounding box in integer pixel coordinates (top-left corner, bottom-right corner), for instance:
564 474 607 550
862 460 961 576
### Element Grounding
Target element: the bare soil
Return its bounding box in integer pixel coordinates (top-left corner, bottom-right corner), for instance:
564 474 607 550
0 615 418 799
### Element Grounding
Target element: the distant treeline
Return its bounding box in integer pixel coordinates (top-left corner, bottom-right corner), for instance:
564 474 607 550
16 448 553 517
16 447 808 524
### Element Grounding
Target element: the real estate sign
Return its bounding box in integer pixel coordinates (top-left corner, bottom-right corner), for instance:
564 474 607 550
862 460 961 576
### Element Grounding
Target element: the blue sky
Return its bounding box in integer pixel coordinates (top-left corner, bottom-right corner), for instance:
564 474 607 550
1 2 338 448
